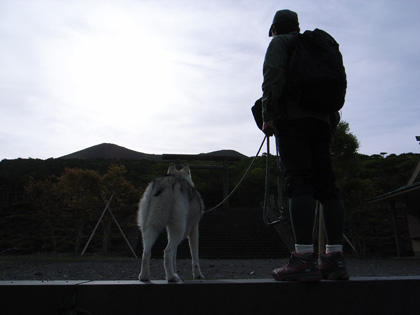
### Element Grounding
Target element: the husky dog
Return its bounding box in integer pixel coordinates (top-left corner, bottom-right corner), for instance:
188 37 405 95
137 163 204 282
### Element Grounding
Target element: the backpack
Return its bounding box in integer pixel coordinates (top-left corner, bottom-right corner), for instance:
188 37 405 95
286 28 347 113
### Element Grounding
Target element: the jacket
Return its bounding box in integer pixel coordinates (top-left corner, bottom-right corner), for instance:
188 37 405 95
261 33 330 125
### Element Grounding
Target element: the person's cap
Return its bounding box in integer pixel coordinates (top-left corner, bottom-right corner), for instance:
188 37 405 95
269 9 299 37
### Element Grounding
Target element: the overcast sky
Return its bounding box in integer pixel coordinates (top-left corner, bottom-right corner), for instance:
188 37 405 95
1 0 419 160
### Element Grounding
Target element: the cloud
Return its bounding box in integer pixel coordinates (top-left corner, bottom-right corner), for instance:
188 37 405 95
1 0 420 159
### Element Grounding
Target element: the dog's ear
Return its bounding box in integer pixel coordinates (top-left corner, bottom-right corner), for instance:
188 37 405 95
181 164 191 177
167 163 177 174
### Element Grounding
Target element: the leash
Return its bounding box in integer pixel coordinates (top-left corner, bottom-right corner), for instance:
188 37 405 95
204 136 267 213
262 136 283 226
204 136 284 227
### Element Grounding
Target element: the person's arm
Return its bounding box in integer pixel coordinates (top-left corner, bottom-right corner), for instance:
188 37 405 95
261 35 291 136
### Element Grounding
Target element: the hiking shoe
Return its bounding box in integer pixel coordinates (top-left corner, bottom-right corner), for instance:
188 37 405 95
320 251 349 280
272 251 322 282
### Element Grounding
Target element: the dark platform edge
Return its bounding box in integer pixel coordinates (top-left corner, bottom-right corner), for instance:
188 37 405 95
1 277 420 315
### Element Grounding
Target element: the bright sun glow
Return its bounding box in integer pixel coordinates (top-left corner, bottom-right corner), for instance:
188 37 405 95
42 11 176 128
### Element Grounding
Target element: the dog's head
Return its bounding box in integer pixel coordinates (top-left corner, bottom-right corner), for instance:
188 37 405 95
167 163 194 186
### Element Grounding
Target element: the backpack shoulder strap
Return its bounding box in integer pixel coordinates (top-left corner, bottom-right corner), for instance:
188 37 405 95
287 32 300 60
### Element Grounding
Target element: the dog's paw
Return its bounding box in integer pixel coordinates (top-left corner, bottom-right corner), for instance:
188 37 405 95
193 273 205 280
139 273 150 282
167 273 182 283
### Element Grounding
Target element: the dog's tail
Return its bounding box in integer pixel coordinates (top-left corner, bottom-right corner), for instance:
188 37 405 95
137 182 154 230
137 177 173 232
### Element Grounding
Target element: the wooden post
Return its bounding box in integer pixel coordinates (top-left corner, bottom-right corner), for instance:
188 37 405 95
82 195 114 256
318 202 325 256
81 194 138 259
390 200 402 257
223 158 229 208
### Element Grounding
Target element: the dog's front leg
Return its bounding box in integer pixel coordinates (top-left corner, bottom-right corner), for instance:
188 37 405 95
188 225 204 279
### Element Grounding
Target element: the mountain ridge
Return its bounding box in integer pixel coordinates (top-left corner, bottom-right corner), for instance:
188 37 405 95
58 143 247 161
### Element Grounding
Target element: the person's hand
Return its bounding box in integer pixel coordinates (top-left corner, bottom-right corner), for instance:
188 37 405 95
262 120 275 137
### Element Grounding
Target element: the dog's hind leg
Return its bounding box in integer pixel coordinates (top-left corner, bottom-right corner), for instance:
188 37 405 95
164 226 184 282
188 224 204 279
139 227 160 281
173 247 178 275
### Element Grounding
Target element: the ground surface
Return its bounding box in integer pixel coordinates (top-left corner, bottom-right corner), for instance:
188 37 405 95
0 254 419 281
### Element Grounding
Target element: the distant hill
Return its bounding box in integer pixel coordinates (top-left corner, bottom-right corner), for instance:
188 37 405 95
58 143 162 161
58 143 247 161
202 149 247 159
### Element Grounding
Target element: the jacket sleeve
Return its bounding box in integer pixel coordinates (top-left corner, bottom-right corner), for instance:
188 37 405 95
261 35 291 122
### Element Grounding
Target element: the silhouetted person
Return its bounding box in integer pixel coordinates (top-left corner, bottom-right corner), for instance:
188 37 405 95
261 9 349 282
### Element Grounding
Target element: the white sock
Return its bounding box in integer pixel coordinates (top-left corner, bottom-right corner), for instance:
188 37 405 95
295 244 314 254
326 244 343 254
